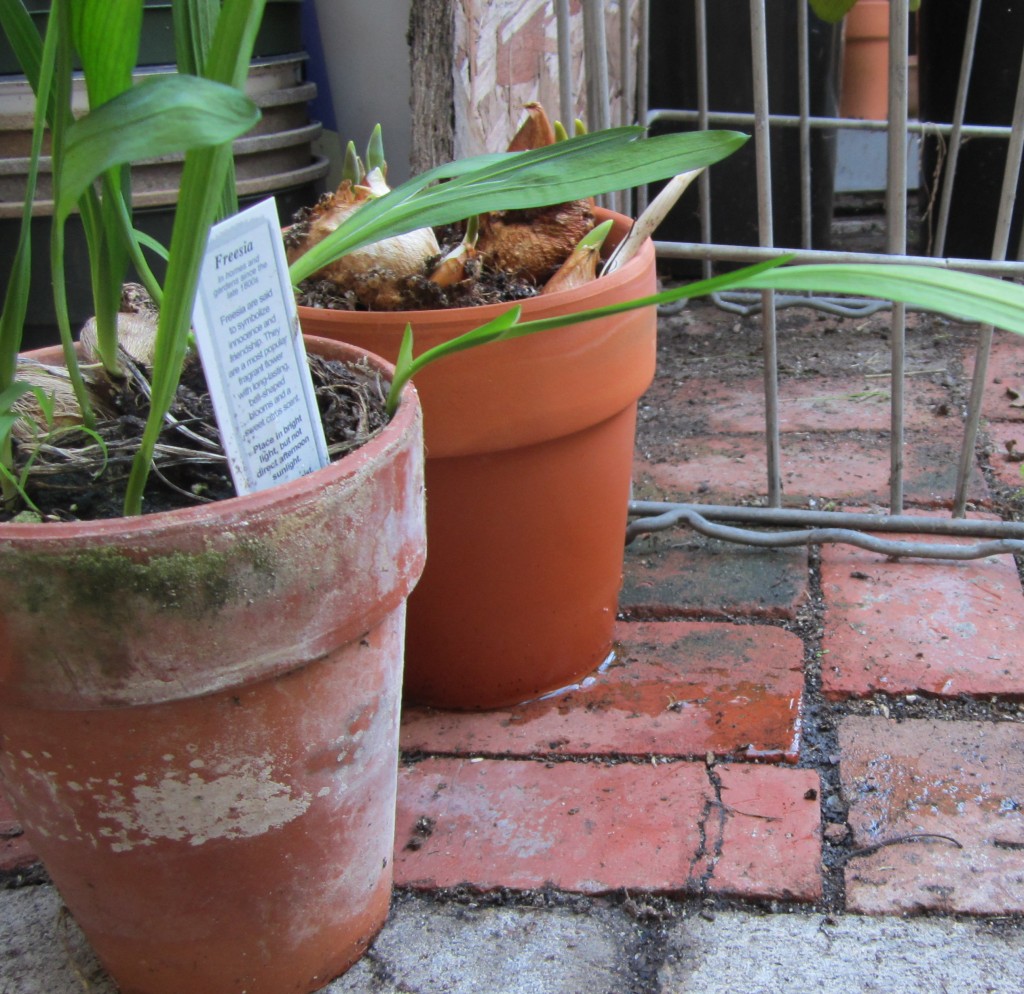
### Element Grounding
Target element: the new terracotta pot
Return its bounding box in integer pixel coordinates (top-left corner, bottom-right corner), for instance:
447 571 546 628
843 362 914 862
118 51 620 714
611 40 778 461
297 209 657 709
0 339 425 994
840 0 890 121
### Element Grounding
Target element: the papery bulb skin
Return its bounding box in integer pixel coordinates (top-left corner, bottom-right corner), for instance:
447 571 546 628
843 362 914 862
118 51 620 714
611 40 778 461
477 201 595 285
285 177 441 308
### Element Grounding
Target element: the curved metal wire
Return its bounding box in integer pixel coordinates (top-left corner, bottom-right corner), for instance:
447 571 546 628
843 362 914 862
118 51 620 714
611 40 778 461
626 501 1024 560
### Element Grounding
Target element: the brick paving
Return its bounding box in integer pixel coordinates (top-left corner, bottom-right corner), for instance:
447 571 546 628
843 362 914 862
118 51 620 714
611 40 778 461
619 534 810 620
841 717 1024 915
635 429 989 508
820 533 1024 699
393 757 822 901
402 621 805 762
3 302 1024 923
986 420 1024 490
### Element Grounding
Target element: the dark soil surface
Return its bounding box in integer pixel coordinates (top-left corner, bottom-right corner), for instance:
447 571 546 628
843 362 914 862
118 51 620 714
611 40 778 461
6 353 390 523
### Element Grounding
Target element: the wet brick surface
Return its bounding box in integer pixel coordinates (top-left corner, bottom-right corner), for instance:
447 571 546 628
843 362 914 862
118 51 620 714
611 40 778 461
620 534 809 621
634 428 988 507
964 332 1024 424
985 422 1024 490
402 620 805 762
645 375 950 434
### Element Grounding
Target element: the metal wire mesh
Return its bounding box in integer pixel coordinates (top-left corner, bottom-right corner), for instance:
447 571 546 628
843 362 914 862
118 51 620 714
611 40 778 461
567 0 1024 553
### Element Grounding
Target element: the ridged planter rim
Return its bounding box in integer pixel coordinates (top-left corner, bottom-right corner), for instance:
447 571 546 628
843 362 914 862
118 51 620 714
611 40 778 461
296 207 658 458
0 337 425 710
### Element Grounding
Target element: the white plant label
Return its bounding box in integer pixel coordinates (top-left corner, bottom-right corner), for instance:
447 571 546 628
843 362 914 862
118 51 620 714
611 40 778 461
192 197 328 495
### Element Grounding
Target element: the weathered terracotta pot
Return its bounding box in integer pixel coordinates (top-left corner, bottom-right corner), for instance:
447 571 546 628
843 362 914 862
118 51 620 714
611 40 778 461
0 339 425 994
297 209 657 709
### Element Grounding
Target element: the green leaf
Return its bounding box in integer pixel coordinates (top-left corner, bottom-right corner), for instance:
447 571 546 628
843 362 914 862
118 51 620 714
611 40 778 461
0 381 34 415
808 0 858 23
0 0 43 87
173 0 219 75
174 0 239 220
56 73 260 223
70 0 141 359
726 264 1024 337
71 0 142 108
387 306 524 417
0 412 23 442
366 123 386 175
385 255 1024 417
388 324 418 417
0 0 60 392
384 257 790 413
123 0 268 515
289 128 748 285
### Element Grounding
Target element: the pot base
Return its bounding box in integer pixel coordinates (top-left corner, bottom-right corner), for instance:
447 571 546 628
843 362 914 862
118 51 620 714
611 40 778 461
0 609 405 994
403 405 638 710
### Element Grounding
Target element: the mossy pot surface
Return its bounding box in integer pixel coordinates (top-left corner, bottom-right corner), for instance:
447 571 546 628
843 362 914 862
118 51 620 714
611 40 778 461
0 338 425 993
0 337 425 710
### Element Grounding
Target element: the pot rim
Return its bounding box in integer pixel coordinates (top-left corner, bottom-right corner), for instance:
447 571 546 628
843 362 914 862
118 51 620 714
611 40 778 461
294 207 653 328
0 337 418 544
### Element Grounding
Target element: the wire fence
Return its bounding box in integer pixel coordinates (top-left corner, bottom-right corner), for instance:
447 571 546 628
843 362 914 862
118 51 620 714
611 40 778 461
566 0 1024 557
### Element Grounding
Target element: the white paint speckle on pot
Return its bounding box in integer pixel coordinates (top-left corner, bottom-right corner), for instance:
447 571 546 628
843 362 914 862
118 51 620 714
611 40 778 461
96 757 311 852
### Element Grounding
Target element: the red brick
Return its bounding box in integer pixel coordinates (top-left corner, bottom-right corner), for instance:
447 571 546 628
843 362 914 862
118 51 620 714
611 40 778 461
394 757 822 901
840 716 1024 915
820 534 1024 698
712 764 823 903
647 376 951 434
401 621 805 763
635 434 770 501
963 332 1024 424
635 429 987 506
621 533 809 621
985 422 1024 490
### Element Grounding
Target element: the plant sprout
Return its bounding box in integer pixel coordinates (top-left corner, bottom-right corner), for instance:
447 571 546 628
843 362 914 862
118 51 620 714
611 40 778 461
0 0 267 515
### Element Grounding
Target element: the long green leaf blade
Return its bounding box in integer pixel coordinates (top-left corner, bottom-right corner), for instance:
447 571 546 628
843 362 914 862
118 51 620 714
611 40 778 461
0 0 44 91
383 257 791 412
71 0 142 107
0 381 34 415
289 129 748 284
72 0 142 367
385 258 1024 414
173 0 219 74
123 0 268 515
57 74 260 222
0 0 62 391
728 264 1024 337
174 0 239 220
